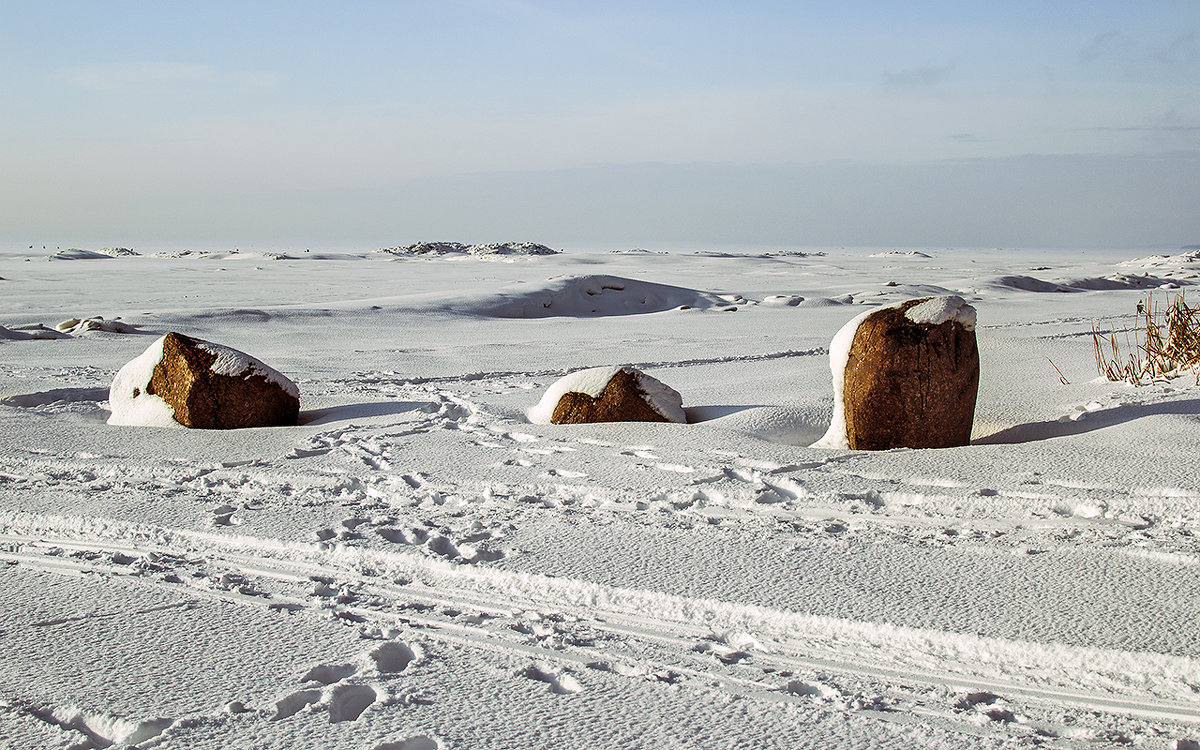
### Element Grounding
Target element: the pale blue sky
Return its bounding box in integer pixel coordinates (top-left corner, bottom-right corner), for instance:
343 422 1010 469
2 1 1198 247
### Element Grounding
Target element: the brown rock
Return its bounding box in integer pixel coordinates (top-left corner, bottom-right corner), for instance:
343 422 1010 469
842 297 979 449
147 332 300 429
551 368 676 424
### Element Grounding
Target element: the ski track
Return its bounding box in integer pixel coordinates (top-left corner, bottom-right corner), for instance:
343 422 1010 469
4 365 1200 746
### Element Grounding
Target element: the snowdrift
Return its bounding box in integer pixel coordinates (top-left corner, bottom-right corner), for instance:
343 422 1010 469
462 274 739 318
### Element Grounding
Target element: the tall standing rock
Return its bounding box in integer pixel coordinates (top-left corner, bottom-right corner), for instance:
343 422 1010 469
814 296 979 450
108 332 300 429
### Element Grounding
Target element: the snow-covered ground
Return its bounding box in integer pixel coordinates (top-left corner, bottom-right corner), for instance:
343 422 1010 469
2 243 1199 749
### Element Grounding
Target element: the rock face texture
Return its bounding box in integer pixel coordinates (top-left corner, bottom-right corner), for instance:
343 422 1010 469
840 297 979 450
145 332 299 429
528 366 686 425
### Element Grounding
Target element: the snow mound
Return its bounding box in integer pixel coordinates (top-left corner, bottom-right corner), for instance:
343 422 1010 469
528 366 686 424
0 324 71 341
797 295 853 307
986 275 1076 293
55 316 138 335
97 247 139 257
1117 250 1200 270
869 250 932 258
47 248 114 261
762 295 805 306
702 405 828 446
983 273 1185 293
1 387 109 409
467 275 737 318
1058 274 1184 291
107 334 299 427
379 241 559 257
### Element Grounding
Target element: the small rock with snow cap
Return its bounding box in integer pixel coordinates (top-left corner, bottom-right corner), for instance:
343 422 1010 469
529 366 686 425
108 332 300 429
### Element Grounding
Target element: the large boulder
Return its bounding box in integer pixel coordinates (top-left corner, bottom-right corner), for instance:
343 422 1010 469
813 296 979 450
108 332 300 429
528 366 686 425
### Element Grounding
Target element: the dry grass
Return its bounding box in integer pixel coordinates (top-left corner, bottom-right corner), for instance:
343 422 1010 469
1093 291 1200 384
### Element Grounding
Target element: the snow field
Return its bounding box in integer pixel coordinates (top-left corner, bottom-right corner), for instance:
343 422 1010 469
2 244 1200 748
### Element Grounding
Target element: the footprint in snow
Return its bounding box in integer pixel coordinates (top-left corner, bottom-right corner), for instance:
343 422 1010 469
401 473 424 489
327 683 378 723
374 736 443 750
370 640 421 673
211 503 240 527
272 683 380 723
785 679 841 701
696 645 749 664
271 689 323 721
522 663 582 694
301 662 358 685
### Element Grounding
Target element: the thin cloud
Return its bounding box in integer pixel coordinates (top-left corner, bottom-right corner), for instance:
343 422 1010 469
1080 31 1129 64
1157 30 1198 70
883 62 954 90
57 62 214 90
55 62 280 91
1081 29 1199 74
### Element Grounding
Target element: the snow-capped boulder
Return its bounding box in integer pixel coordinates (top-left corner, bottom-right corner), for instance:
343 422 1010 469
529 366 686 425
108 332 300 429
813 295 978 450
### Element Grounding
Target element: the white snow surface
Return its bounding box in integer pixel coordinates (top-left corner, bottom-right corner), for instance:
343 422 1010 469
527 366 687 425
4 244 1200 748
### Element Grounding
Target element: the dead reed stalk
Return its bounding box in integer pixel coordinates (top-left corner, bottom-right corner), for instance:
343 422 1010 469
1093 291 1200 384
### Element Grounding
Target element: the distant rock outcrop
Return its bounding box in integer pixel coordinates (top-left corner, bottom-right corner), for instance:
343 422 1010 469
815 296 979 450
528 366 686 425
379 241 559 257
108 332 299 429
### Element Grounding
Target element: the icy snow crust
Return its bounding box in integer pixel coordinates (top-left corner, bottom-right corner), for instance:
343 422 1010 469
5 245 1200 748
107 334 299 427
528 366 686 424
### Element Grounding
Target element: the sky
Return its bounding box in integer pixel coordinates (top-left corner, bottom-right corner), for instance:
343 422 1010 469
1 0 1198 249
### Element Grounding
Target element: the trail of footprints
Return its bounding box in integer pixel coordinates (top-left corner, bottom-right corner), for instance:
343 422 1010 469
315 511 510 565
11 530 1196 748
270 640 422 724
